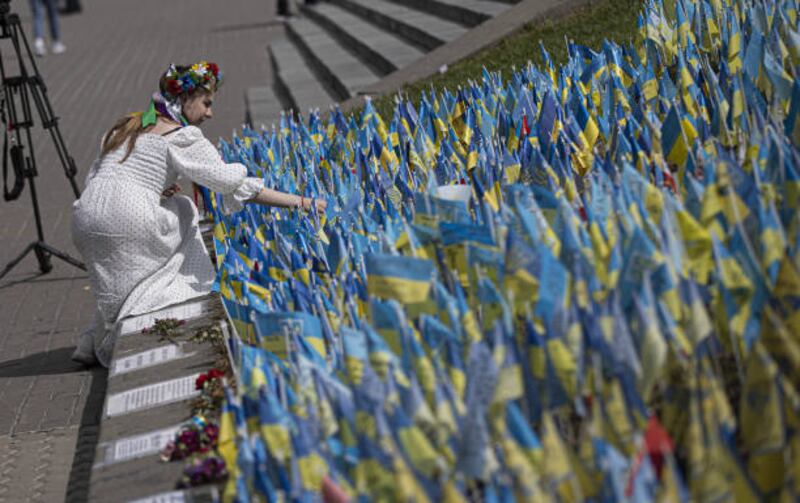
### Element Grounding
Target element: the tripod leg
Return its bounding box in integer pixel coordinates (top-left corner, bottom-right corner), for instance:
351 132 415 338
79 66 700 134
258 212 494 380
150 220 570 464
37 241 86 271
0 14 87 283
4 16 81 199
0 241 37 280
29 81 81 198
33 242 52 273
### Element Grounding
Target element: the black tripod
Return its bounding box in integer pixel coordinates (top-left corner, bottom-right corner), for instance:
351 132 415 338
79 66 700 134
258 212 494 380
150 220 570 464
0 1 85 280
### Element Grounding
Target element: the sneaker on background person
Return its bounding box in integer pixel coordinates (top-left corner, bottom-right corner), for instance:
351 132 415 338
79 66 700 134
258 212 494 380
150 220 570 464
34 37 46 56
29 0 63 57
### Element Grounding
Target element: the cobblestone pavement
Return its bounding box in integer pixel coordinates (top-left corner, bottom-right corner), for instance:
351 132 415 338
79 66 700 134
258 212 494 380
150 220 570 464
0 427 83 503
0 1 280 500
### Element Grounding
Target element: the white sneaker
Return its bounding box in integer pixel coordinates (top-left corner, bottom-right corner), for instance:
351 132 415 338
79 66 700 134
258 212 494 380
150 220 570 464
52 41 66 54
34 38 46 56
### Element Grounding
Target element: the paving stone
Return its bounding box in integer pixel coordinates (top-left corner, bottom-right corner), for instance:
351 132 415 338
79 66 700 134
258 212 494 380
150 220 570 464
0 426 80 503
12 373 88 434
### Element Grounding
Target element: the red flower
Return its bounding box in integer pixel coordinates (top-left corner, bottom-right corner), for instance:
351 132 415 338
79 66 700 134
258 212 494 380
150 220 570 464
207 63 219 77
166 79 183 96
196 368 224 390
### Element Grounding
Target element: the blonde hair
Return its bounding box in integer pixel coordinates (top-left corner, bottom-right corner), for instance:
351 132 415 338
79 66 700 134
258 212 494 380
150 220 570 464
100 114 145 162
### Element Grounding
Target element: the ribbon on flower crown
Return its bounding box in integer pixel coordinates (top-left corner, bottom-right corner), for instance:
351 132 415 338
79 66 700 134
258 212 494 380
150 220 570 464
140 92 189 128
141 101 157 128
139 96 188 128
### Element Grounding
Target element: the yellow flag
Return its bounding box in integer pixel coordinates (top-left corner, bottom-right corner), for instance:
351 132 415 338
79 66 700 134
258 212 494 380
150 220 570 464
540 413 583 501
741 343 787 494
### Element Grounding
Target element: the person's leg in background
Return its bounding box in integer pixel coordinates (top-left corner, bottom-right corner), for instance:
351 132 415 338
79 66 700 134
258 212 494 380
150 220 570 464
277 0 289 16
28 0 47 56
43 0 65 54
62 0 82 14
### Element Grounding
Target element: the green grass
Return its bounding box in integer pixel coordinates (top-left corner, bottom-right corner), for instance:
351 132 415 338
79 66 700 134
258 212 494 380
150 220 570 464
369 0 642 119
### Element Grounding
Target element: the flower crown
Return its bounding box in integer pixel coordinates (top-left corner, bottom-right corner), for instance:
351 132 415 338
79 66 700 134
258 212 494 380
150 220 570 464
163 62 222 98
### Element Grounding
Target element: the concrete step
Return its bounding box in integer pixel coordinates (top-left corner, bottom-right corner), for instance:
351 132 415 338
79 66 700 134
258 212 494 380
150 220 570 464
327 0 467 51
383 0 511 27
286 16 380 101
268 38 336 116
244 86 285 129
301 2 424 76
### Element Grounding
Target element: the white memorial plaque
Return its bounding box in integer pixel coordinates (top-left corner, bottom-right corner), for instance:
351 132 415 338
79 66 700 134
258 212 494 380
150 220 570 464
111 345 194 377
95 424 181 467
106 374 201 417
128 491 185 503
120 300 210 336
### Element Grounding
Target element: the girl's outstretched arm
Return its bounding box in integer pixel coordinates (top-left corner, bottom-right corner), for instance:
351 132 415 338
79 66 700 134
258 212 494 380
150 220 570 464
249 188 327 212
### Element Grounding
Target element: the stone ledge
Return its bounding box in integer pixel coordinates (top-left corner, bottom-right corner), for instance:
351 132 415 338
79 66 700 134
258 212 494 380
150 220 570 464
87 290 230 502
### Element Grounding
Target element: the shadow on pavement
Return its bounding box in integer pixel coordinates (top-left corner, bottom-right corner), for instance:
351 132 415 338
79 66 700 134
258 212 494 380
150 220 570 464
0 346 86 377
65 366 108 503
0 272 89 291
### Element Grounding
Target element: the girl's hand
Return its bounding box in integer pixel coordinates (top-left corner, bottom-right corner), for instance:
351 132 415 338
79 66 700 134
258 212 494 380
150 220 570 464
162 184 181 198
298 195 327 212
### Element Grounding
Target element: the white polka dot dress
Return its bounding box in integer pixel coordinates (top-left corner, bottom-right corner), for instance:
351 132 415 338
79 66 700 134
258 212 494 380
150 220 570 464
71 126 263 366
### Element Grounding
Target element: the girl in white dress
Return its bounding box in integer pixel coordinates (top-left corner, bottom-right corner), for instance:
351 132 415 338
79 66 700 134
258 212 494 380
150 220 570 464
71 62 323 366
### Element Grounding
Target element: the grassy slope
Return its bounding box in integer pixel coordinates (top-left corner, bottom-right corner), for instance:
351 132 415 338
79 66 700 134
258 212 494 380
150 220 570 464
371 0 642 118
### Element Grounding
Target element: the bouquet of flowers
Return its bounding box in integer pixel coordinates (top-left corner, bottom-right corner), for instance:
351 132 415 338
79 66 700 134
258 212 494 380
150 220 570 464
160 416 219 462
191 368 226 417
176 453 227 488
141 318 186 343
